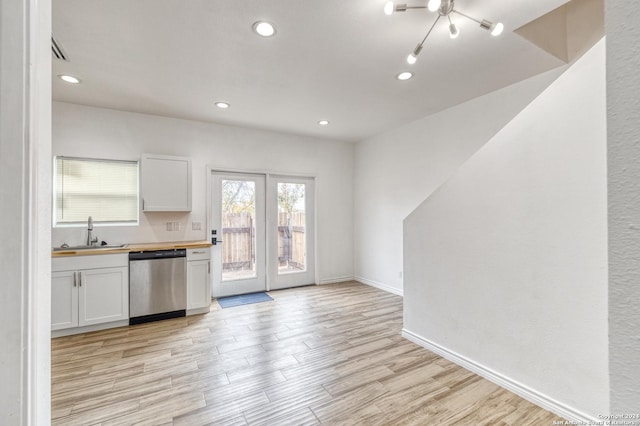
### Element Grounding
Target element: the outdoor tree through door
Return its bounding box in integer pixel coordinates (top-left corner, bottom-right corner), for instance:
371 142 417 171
268 176 315 290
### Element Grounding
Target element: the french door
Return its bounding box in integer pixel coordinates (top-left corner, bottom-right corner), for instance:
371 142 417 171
211 172 266 298
210 171 315 297
267 176 315 290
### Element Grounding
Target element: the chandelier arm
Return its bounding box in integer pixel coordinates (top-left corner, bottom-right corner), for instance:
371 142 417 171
418 14 442 47
452 9 482 24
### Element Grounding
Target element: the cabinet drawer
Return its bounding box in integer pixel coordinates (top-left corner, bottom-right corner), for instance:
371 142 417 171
53 253 128 272
187 248 210 261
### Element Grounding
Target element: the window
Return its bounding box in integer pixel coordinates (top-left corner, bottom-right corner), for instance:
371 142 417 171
54 156 139 226
277 182 306 274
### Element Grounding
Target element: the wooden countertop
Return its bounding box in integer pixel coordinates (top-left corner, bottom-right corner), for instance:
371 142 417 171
52 240 212 257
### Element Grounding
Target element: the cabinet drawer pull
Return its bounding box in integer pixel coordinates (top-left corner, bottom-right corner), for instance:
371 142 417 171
192 250 206 254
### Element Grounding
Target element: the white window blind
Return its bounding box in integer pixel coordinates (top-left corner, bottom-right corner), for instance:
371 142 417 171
54 157 139 225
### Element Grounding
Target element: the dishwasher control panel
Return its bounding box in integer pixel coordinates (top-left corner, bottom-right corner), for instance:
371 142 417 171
129 249 186 260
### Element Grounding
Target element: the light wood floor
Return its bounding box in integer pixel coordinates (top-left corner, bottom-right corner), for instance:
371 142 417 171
51 281 561 425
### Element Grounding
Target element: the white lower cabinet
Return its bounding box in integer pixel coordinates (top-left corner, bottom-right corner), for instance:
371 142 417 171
51 271 79 330
52 254 129 332
187 248 211 313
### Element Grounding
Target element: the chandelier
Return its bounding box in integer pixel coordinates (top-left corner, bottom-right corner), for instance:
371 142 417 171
384 0 504 65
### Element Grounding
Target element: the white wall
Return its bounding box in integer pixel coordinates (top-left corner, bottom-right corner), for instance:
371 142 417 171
0 0 51 423
606 1 640 413
52 102 354 284
353 66 566 295
403 39 608 420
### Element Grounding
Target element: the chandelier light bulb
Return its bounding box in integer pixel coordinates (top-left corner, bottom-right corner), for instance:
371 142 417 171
384 1 395 15
491 22 504 36
449 23 459 39
427 0 441 12
408 43 423 63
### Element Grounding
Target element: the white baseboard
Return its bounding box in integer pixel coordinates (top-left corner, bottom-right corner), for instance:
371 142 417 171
401 328 597 424
355 276 403 296
187 306 210 316
317 275 355 285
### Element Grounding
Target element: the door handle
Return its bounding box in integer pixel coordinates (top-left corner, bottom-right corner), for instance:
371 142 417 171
211 229 222 245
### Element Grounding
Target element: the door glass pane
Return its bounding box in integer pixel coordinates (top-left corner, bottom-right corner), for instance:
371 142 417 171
278 183 306 274
222 179 256 281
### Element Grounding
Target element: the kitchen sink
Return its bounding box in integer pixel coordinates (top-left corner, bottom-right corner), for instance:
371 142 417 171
53 244 129 252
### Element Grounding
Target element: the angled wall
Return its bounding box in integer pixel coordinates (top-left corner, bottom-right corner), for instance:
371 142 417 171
353 64 566 295
403 39 607 420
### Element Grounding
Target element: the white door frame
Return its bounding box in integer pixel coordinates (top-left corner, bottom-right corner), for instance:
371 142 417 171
2 0 52 422
267 175 316 290
206 167 318 295
210 171 266 297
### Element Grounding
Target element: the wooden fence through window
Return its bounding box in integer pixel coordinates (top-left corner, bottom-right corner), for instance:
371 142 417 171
221 211 305 272
278 211 305 271
222 213 253 271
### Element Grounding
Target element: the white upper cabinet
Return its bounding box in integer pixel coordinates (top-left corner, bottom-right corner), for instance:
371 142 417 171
141 153 192 212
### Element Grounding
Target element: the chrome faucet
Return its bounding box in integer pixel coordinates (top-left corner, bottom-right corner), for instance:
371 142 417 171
86 216 98 246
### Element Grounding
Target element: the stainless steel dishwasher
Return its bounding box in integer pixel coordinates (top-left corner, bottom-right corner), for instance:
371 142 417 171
129 249 187 325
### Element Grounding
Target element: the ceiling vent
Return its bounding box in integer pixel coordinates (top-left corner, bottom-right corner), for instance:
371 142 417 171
51 34 69 61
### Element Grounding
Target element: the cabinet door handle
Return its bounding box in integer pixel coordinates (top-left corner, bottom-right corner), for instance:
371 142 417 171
142 198 145 210
78 272 82 287
208 261 211 274
73 272 77 287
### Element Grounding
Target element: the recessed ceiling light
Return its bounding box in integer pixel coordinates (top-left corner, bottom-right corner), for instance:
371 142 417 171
318 120 329 126
252 21 276 37
215 102 230 109
58 74 80 84
396 71 413 81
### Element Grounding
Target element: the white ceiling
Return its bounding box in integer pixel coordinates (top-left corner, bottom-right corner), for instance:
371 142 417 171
52 0 569 143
